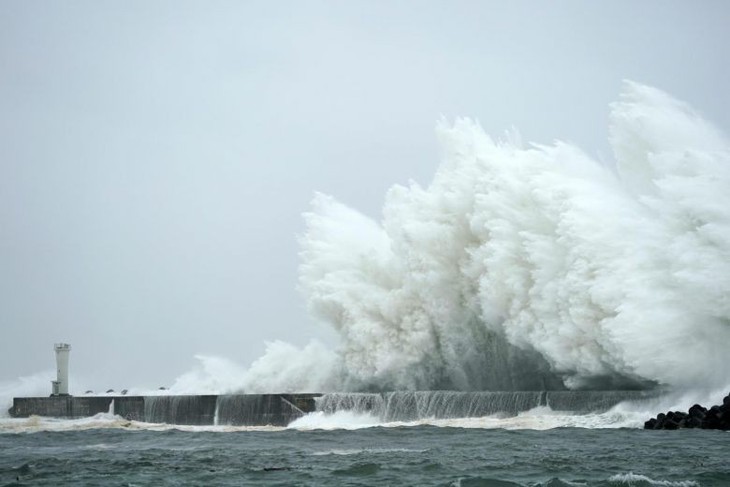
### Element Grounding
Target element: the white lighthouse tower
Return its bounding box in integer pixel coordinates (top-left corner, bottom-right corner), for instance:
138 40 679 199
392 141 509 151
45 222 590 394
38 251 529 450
51 343 71 396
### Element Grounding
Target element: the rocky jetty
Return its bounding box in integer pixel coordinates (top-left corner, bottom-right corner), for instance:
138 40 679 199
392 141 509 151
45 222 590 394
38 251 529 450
644 393 730 430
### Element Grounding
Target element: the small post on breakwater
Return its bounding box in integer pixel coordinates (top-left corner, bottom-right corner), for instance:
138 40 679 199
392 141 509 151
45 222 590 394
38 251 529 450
51 343 71 396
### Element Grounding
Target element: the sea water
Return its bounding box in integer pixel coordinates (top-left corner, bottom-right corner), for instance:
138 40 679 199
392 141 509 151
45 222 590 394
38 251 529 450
1 413 728 486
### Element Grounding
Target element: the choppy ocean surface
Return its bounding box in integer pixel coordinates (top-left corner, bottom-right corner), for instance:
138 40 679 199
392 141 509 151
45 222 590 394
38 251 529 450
1 412 728 487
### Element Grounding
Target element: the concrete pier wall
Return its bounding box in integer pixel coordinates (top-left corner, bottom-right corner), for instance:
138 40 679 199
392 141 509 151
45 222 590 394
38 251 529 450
10 396 115 419
9 391 661 425
9 394 322 426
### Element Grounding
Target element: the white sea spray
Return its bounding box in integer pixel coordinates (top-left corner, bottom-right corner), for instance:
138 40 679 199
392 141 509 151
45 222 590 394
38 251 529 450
295 82 730 393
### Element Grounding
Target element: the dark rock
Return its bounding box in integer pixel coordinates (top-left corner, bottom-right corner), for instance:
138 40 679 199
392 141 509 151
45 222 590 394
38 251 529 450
688 404 706 418
673 411 687 421
644 392 730 431
684 416 702 428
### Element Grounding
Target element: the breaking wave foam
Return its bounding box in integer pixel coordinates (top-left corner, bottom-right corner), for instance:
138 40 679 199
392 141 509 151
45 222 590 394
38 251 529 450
287 410 381 431
608 473 699 487
292 81 730 393
286 406 648 431
0 371 54 418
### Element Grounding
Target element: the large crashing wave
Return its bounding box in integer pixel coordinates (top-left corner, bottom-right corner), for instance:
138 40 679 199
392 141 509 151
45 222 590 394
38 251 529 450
298 82 730 392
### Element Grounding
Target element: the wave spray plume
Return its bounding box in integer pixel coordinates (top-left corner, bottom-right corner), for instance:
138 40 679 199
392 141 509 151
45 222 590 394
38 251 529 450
298 82 730 393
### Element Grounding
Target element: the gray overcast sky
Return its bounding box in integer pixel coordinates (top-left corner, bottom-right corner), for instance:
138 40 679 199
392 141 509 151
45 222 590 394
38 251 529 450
1 1 729 391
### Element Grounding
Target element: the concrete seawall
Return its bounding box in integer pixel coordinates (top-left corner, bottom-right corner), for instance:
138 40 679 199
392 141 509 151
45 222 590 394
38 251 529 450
9 394 322 426
10 390 660 425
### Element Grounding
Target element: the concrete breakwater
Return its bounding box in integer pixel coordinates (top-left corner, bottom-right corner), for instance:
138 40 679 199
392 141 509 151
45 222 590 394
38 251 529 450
317 390 659 421
9 390 659 426
9 394 322 426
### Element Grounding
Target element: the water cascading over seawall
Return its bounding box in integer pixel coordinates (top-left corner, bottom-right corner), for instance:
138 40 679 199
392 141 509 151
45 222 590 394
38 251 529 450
144 395 218 425
314 391 659 422
214 394 316 426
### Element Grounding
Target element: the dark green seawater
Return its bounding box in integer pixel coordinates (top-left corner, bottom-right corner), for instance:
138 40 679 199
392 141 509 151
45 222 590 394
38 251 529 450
1 426 728 486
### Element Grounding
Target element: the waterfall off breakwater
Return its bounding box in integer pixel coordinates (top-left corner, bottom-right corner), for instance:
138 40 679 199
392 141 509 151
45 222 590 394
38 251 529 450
315 390 660 422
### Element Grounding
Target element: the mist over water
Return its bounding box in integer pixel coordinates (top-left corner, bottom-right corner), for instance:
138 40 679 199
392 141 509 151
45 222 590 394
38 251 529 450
294 82 730 394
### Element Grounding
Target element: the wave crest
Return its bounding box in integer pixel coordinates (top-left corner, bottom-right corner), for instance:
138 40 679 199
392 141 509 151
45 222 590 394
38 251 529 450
298 82 730 392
